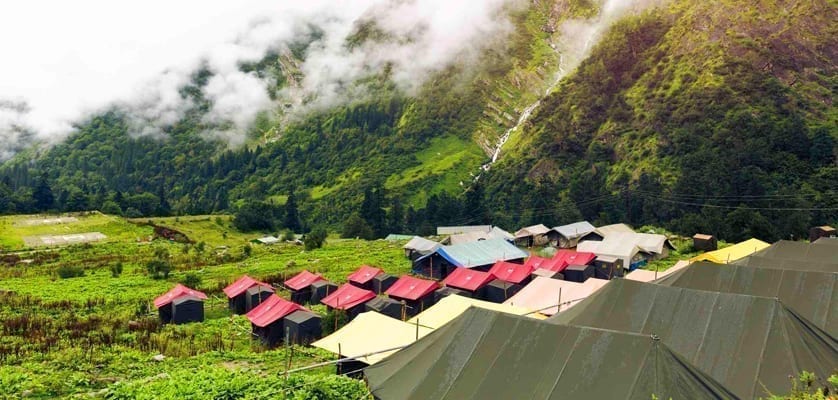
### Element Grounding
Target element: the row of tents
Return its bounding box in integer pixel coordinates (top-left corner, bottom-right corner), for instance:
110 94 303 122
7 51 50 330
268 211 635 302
406 222 675 278
360 237 838 399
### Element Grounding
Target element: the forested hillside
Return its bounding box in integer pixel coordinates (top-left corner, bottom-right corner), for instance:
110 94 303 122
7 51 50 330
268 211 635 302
0 0 835 242
482 0 837 241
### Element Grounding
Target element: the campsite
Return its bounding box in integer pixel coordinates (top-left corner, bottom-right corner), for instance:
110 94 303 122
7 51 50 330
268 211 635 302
0 211 835 398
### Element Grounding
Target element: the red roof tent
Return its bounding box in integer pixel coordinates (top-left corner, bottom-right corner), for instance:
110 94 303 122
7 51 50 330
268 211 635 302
442 268 495 292
523 255 551 271
154 284 207 309
246 294 307 327
284 270 325 291
542 250 597 272
347 265 382 285
321 283 376 310
386 276 440 301
223 275 274 298
488 261 534 284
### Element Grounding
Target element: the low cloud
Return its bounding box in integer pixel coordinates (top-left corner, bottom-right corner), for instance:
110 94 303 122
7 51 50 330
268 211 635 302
0 0 660 160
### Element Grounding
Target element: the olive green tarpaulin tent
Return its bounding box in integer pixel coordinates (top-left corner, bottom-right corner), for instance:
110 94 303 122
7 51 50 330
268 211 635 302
743 240 838 264
655 262 838 336
364 307 738 400
548 279 838 399
732 240 838 272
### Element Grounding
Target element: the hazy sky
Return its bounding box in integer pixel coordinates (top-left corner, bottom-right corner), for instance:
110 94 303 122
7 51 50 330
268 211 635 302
0 1 288 135
0 0 516 154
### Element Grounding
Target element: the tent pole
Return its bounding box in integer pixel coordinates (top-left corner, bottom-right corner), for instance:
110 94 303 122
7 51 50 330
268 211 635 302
415 319 419 340
557 288 562 313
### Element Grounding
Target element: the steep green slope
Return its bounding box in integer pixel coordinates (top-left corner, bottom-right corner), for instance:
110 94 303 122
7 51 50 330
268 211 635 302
483 0 837 241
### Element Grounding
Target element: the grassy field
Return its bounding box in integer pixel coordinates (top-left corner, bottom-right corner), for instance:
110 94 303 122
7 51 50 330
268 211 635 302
0 213 704 398
0 212 151 251
0 213 411 399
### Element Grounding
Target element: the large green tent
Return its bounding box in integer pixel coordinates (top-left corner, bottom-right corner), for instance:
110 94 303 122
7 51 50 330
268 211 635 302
548 279 838 399
656 262 837 336
734 240 838 272
365 307 737 400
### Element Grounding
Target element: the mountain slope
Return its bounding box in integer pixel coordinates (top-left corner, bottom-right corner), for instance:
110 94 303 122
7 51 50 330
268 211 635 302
482 0 837 240
0 0 834 241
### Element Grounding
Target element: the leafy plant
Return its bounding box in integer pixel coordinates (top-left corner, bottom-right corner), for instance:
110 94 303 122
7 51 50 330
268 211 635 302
57 265 85 279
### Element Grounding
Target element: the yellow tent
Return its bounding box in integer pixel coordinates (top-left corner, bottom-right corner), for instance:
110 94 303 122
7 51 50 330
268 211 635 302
407 294 545 329
689 238 770 264
312 311 432 365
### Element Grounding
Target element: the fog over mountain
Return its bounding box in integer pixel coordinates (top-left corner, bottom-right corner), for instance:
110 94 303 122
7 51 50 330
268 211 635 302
0 0 525 158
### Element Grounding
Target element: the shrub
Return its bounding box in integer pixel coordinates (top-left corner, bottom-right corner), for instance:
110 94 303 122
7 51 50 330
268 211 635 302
281 230 296 242
110 262 123 278
146 260 172 280
57 265 85 279
180 273 202 289
305 227 328 251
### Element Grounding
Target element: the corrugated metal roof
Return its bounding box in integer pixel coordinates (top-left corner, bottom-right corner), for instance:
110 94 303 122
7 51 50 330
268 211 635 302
431 238 528 268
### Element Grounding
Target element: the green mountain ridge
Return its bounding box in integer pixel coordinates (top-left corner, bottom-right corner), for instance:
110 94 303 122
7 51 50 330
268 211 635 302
0 0 834 242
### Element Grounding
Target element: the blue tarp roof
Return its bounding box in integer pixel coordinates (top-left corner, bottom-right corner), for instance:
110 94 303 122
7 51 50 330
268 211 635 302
419 238 528 268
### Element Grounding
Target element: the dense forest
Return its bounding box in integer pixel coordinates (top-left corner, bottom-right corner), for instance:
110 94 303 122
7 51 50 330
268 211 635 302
0 0 835 242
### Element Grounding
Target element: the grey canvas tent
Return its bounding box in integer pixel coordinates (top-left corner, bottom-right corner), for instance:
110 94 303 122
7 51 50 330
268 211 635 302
365 296 405 320
283 310 322 345
656 262 838 336
170 296 204 324
309 280 338 304
403 236 441 260
372 273 398 295
549 279 838 399
365 307 737 400
551 221 597 248
245 285 274 312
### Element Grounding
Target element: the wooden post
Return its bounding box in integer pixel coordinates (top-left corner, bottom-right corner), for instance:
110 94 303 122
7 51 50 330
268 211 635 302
415 319 420 340
285 326 292 379
557 287 562 313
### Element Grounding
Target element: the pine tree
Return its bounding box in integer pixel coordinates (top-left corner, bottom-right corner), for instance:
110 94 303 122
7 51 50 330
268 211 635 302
32 174 54 211
284 189 301 232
